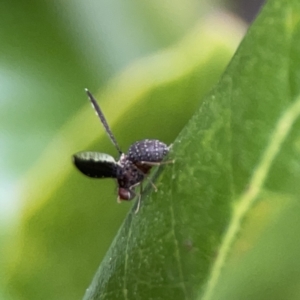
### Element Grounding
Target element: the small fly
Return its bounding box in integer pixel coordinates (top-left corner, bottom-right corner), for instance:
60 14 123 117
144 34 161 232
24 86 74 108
72 89 173 213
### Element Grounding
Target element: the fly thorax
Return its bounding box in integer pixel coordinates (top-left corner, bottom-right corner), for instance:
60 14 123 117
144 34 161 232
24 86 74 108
117 158 144 189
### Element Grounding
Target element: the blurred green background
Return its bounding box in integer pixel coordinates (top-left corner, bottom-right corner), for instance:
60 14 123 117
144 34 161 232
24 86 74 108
0 1 261 299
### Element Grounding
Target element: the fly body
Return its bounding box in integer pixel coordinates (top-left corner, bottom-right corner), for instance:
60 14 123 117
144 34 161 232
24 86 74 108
72 89 173 213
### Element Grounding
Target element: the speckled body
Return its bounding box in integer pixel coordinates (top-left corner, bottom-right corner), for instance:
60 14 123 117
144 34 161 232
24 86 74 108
74 141 170 202
128 139 169 163
115 140 169 200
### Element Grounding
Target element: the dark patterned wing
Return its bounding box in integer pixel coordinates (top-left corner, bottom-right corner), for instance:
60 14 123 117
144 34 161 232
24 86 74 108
72 152 120 178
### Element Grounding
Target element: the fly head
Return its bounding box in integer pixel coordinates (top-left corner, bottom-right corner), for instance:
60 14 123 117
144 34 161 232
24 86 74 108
116 156 144 201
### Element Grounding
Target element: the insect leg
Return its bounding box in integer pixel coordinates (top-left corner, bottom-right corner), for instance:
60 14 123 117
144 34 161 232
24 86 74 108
145 177 158 192
134 185 143 214
139 159 175 166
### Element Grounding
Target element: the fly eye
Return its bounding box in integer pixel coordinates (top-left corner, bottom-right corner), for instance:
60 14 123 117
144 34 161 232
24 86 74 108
118 188 136 201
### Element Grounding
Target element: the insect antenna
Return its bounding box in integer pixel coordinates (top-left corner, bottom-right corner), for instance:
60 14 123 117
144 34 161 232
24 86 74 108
85 89 123 155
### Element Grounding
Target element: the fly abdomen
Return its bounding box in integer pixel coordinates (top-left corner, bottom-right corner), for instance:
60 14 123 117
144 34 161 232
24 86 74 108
127 139 169 163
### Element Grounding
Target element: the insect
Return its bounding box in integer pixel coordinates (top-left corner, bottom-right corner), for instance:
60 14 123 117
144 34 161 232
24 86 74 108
72 89 173 213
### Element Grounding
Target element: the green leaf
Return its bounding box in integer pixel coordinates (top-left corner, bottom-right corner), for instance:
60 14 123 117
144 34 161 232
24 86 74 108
207 195 300 300
83 0 300 299
3 16 242 300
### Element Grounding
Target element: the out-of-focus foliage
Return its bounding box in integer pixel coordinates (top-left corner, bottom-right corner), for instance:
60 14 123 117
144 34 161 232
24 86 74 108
0 1 245 300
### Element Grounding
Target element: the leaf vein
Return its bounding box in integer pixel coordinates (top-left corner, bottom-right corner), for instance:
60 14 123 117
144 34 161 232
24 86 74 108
202 94 300 300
